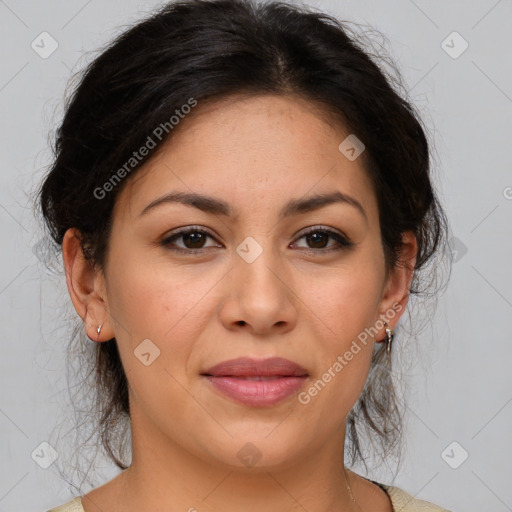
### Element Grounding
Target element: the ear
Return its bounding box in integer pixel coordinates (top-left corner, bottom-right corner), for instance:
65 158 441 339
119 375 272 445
62 228 114 342
377 230 418 335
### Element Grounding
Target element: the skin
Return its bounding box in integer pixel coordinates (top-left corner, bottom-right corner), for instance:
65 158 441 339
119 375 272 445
63 94 417 512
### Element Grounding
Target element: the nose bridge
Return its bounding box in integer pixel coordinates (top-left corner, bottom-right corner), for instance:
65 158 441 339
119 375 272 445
222 232 297 333
234 233 285 298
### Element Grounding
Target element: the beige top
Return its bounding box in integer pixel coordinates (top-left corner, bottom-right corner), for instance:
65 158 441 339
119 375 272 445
47 484 452 511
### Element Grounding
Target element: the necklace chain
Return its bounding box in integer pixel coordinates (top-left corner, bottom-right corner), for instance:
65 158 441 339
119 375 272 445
345 468 357 505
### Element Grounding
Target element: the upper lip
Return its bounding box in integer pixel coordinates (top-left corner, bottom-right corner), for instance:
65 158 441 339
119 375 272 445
202 357 309 377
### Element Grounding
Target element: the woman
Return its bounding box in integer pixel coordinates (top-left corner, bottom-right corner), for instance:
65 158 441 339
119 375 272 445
40 0 452 510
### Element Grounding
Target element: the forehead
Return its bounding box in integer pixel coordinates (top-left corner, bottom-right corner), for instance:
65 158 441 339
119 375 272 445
114 94 377 222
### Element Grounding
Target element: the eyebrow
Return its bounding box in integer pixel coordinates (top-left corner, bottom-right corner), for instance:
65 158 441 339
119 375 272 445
138 190 367 222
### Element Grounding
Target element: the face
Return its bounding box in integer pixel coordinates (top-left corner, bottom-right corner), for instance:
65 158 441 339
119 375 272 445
66 94 414 472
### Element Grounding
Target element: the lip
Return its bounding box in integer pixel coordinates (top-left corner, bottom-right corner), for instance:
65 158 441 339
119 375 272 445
201 357 309 407
203 357 308 378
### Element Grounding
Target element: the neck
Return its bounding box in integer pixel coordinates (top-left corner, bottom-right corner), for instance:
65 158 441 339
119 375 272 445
112 413 361 512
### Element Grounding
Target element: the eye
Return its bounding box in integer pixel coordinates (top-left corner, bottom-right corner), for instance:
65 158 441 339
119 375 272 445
161 226 221 253
292 226 354 252
160 225 354 254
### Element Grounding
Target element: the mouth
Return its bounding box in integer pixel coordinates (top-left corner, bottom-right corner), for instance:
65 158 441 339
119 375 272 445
221 376 290 381
201 357 309 407
202 356 309 378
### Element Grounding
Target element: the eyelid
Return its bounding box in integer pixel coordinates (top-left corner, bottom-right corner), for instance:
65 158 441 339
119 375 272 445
160 225 221 248
291 225 353 250
164 225 217 238
294 224 349 241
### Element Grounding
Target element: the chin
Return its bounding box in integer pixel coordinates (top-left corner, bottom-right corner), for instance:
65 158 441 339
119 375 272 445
193 430 307 472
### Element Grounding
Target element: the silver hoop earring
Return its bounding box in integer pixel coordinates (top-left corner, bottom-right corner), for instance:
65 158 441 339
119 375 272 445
384 323 394 355
96 324 102 335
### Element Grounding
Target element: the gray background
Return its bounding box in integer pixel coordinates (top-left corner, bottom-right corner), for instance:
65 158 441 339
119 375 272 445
1 0 511 511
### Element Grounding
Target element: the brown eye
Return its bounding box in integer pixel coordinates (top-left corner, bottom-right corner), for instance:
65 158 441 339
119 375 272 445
161 227 222 252
305 231 329 249
180 231 208 249
293 227 354 252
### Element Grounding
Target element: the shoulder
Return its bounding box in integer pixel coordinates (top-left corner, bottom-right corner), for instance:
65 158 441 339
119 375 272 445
379 484 453 512
45 487 453 512
46 496 84 512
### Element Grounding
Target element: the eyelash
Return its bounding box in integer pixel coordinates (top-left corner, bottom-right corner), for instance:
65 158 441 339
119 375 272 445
160 225 354 255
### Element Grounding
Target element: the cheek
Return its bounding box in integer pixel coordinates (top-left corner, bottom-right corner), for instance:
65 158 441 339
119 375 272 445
296 262 383 413
105 248 225 371
104 253 214 425
304 258 384 342
107 246 175 333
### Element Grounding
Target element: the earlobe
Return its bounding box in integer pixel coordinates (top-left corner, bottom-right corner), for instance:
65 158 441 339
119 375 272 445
62 228 112 342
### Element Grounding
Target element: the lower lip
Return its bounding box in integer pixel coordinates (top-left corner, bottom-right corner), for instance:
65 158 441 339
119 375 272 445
203 376 307 407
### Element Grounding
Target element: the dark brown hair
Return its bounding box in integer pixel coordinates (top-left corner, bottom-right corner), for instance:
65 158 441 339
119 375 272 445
38 0 449 481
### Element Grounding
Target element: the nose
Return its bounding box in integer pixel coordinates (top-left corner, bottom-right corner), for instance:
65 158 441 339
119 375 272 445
219 243 298 337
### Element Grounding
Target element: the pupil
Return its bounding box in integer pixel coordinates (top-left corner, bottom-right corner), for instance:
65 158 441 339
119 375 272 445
308 232 327 248
185 232 205 248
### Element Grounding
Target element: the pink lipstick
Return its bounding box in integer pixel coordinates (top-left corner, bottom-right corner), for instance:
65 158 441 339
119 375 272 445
202 357 308 407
